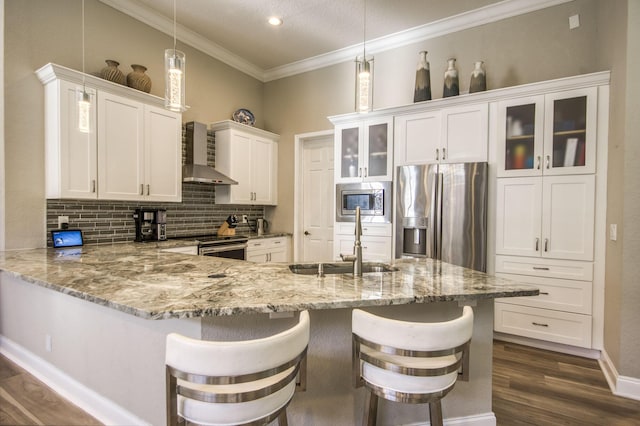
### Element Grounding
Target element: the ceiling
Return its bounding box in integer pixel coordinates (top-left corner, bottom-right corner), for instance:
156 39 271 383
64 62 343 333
99 0 572 82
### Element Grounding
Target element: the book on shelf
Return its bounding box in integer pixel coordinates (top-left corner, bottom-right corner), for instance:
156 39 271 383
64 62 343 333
564 138 579 167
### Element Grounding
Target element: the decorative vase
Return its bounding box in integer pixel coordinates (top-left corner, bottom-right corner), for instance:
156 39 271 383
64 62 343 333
100 59 126 85
469 61 487 93
413 51 431 102
443 58 459 98
127 64 152 93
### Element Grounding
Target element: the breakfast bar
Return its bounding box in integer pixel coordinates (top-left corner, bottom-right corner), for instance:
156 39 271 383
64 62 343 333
0 242 538 425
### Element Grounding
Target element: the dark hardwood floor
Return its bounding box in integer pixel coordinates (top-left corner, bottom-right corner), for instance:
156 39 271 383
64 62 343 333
493 340 640 425
1 341 639 425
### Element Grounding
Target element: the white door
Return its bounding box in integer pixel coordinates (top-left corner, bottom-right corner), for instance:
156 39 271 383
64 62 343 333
495 177 542 257
542 175 595 261
302 137 334 261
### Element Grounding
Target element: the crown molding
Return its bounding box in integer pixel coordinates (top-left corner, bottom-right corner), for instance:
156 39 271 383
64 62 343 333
99 0 572 83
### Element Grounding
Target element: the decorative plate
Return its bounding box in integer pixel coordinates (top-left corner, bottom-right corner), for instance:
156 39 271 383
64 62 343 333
232 108 255 126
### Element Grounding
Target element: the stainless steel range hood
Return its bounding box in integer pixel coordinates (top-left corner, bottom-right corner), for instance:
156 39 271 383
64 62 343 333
183 121 238 185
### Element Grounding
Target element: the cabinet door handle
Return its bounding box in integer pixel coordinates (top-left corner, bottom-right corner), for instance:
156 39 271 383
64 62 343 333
533 266 550 271
140 184 144 195
92 180 96 193
146 184 150 196
358 168 362 177
532 322 549 327
535 238 539 251
436 148 440 161
539 292 550 295
544 238 549 252
442 147 446 160
364 167 368 177
536 156 541 170
546 155 550 169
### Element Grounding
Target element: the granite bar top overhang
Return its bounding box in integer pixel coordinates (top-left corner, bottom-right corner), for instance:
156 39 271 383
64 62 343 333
0 242 538 320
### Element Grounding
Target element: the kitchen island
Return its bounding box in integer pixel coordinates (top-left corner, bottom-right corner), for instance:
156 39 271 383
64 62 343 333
0 242 537 425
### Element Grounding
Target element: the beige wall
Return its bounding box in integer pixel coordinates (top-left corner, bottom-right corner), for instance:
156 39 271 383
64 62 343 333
3 0 263 249
619 0 640 377
264 0 601 233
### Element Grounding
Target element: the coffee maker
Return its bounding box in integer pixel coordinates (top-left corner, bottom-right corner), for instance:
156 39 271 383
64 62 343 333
134 208 167 242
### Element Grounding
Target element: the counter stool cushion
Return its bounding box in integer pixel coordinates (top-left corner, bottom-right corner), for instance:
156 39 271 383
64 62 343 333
166 311 310 426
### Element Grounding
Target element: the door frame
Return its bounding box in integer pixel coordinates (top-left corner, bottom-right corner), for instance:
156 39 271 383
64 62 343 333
293 129 334 262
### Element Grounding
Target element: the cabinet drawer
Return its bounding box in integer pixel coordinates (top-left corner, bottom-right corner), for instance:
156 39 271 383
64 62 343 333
496 273 592 314
336 222 392 237
248 236 288 250
494 302 592 348
495 255 593 281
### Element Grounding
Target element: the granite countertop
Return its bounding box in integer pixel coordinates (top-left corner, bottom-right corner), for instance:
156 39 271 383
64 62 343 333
0 242 538 320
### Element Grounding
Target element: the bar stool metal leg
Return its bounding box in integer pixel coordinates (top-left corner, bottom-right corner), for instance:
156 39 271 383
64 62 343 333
429 400 443 426
278 408 288 426
363 389 378 426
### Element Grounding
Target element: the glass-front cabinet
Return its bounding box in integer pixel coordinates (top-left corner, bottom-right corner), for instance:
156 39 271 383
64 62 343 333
335 116 393 182
497 87 597 177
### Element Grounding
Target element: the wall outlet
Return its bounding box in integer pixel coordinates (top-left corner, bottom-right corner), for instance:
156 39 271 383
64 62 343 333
58 215 69 229
241 215 248 223
45 334 52 352
610 224 617 241
569 14 580 29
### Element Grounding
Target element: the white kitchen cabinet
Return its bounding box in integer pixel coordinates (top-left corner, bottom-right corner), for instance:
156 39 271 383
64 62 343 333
335 116 393 182
394 103 488 166
496 175 595 261
247 237 289 263
212 121 279 205
38 63 182 202
97 92 181 202
44 79 98 199
497 87 597 178
333 223 392 262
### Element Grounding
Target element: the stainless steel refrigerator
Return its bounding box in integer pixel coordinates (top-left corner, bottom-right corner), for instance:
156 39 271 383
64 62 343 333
395 162 488 271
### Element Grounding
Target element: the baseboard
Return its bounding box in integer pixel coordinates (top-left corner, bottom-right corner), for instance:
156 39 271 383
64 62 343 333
494 333 601 359
600 349 640 401
403 412 496 426
0 335 149 426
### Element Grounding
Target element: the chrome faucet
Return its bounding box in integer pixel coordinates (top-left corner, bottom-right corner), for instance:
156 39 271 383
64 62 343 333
340 206 363 276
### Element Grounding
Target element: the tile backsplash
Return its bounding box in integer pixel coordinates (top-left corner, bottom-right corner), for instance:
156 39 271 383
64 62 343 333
46 125 265 246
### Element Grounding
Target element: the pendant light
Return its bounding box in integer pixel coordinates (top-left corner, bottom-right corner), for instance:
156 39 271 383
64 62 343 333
355 0 373 113
78 0 91 133
165 0 186 112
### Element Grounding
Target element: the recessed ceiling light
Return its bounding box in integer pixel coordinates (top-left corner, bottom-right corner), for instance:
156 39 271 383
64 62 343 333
268 16 283 26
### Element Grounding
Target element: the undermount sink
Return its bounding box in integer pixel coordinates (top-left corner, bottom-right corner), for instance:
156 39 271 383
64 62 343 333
288 262 398 275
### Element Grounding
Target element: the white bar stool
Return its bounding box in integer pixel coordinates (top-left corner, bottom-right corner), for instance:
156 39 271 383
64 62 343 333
165 311 310 426
352 307 473 426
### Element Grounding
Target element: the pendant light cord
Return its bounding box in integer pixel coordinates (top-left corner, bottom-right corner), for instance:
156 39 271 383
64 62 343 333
363 0 366 59
81 0 86 91
173 0 177 54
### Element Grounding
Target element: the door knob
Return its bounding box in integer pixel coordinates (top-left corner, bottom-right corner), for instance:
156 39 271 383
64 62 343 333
304 231 311 236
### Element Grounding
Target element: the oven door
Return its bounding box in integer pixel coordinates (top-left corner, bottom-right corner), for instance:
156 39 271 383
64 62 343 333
198 243 247 260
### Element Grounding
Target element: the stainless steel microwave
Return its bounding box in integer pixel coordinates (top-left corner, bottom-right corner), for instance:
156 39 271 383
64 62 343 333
336 181 392 223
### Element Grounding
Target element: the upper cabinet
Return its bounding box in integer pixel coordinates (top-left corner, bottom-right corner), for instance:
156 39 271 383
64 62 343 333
335 116 393 183
38 63 182 202
497 87 597 177
394 103 488 166
212 120 279 205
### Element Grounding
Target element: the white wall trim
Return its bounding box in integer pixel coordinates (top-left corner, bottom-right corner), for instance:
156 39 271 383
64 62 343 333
600 349 640 401
293 129 334 262
404 411 496 426
0 335 150 426
99 0 571 82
